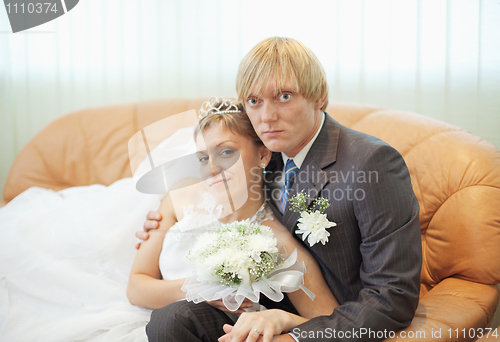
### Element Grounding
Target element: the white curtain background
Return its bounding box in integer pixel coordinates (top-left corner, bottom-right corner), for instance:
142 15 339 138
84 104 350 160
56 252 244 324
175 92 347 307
1 0 500 328
1 0 500 196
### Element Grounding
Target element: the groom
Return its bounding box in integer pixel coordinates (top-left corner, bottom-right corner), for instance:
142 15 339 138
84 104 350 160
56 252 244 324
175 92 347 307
141 37 422 341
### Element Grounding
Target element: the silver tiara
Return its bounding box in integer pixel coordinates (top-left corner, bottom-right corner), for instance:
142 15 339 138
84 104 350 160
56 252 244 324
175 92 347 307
198 97 242 120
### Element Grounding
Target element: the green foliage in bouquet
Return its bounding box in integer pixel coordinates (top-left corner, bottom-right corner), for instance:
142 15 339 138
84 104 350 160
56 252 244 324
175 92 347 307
188 221 283 287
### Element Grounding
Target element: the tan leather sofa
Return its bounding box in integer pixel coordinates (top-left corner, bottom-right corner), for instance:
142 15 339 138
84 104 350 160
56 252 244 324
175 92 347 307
3 99 500 341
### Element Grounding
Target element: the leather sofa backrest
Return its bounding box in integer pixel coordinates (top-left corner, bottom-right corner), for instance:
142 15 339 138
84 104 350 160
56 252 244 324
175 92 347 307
4 99 500 296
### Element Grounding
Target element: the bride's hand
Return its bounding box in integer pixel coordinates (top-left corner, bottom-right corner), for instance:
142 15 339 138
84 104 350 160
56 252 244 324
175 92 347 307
208 298 255 314
218 309 294 342
135 211 162 249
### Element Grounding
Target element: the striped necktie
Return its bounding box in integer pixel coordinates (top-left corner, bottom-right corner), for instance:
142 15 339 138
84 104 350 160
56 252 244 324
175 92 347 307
279 159 299 213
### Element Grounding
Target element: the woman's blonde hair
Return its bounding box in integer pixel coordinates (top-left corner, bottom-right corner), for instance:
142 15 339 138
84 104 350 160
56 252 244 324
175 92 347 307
236 37 329 111
194 98 263 146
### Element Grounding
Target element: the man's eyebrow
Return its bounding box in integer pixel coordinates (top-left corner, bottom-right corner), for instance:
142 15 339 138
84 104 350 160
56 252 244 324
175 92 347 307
247 88 294 98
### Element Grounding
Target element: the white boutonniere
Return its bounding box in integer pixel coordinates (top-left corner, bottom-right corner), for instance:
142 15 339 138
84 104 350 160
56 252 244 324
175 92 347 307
289 191 337 247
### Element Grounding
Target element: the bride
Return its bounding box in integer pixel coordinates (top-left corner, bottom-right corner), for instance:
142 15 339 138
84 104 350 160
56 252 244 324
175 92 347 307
127 97 338 340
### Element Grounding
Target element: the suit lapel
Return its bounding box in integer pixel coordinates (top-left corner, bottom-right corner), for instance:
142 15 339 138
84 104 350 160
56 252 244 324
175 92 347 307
283 114 341 231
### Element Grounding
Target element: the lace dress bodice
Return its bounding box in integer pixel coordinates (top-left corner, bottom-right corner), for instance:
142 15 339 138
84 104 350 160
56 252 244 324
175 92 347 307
159 192 273 280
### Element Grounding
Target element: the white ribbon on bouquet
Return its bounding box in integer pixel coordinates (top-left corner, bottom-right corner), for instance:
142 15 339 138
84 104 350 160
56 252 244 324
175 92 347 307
181 249 315 311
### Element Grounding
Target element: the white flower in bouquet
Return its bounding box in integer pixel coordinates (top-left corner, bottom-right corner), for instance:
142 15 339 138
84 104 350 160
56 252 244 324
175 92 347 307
183 218 316 311
187 221 283 287
289 191 337 247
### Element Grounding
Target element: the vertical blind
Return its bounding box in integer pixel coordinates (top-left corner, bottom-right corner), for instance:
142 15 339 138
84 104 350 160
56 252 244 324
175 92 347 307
1 0 499 198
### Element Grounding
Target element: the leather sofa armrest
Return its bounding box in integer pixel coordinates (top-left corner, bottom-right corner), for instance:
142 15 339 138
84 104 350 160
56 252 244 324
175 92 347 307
383 278 499 342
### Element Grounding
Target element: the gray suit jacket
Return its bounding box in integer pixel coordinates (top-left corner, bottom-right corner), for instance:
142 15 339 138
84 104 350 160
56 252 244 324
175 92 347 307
264 114 422 341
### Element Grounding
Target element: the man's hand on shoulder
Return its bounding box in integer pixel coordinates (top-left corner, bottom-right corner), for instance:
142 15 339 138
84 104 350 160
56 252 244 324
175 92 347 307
135 211 162 249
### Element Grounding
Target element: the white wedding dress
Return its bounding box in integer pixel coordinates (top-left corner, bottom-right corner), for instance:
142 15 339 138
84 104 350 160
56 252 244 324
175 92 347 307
0 126 274 341
0 180 273 341
0 178 162 342
159 191 274 281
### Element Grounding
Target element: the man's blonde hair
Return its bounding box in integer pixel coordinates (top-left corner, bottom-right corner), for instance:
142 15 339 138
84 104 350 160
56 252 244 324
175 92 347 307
236 37 329 111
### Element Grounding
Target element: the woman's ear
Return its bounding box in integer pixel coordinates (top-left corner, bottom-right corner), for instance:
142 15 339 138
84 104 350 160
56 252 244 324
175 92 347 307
259 145 272 166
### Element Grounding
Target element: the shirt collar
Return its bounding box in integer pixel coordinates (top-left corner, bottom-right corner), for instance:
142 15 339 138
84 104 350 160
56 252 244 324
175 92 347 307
281 112 325 169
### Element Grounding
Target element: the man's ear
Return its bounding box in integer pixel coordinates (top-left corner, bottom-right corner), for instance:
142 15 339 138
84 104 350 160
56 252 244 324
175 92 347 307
315 92 328 110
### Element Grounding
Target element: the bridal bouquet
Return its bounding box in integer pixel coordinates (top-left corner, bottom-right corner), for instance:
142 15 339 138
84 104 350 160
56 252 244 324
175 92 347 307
187 221 282 286
182 221 314 311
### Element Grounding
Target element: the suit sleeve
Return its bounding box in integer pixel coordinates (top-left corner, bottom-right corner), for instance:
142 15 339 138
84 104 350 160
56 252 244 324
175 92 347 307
291 144 422 342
